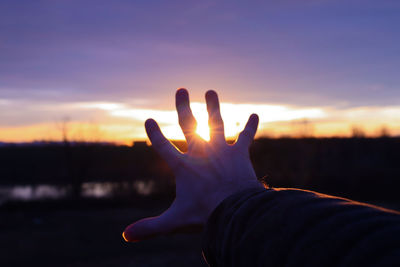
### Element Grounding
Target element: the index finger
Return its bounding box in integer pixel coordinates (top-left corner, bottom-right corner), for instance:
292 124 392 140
145 119 182 169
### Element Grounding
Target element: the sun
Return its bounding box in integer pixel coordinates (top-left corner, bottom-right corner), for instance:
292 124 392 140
189 103 211 141
196 123 210 141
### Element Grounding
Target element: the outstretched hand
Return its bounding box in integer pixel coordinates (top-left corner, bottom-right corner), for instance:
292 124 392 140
123 88 263 242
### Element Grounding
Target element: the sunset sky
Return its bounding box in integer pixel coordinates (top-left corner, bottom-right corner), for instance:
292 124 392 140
1 0 400 143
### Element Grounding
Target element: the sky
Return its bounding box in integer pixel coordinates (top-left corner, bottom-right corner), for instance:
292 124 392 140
1 0 400 143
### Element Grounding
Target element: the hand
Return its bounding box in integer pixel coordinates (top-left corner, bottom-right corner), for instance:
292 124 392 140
123 88 263 242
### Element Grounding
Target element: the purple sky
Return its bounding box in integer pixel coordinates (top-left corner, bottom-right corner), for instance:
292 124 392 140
1 0 400 141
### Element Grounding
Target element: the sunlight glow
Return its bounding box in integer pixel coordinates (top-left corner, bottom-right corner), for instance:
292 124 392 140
85 101 326 140
196 123 211 141
4 100 400 144
78 102 126 111
2 101 400 143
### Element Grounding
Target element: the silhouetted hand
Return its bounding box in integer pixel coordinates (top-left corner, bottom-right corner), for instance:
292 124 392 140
123 88 263 242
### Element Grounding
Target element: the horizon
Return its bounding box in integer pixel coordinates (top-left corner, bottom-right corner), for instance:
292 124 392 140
1 131 398 147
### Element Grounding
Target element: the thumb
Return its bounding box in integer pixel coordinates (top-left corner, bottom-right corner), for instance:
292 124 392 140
122 212 175 242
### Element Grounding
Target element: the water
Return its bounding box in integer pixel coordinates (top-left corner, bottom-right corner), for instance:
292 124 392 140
0 180 154 205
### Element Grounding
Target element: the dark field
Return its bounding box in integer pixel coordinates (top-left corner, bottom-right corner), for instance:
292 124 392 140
1 138 400 266
1 203 207 267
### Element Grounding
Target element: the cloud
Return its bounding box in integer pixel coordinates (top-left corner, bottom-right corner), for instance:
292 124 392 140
1 98 400 142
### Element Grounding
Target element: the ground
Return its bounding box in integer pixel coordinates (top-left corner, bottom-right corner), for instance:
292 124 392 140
1 204 208 267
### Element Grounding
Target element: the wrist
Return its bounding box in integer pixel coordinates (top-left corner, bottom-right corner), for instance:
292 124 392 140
203 180 264 223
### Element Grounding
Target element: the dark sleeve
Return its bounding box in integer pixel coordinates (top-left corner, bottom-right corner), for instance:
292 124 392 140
201 187 400 267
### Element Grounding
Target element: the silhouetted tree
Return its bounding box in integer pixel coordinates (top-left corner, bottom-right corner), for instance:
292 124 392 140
291 118 314 138
378 125 390 138
351 125 366 138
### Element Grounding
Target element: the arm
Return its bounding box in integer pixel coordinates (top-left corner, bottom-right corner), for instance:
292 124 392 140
202 187 400 266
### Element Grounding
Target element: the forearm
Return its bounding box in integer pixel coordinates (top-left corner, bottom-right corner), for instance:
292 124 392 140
202 187 400 267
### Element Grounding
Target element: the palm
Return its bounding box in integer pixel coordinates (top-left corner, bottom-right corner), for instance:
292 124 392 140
123 89 261 242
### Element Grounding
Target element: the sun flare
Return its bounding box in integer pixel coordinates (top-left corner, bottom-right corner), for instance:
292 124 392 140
196 124 210 141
